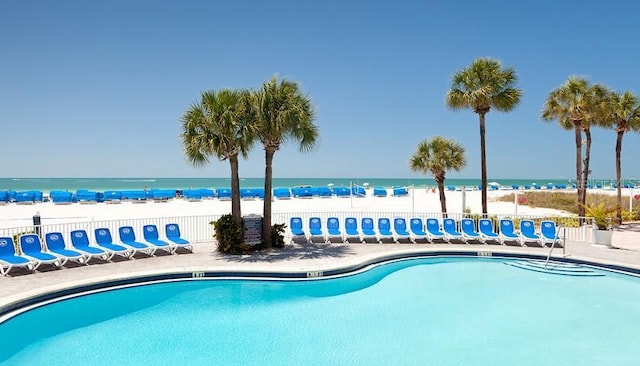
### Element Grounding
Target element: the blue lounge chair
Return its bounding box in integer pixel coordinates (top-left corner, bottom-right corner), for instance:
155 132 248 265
478 219 501 244
44 233 87 266
361 217 378 243
94 228 134 259
426 218 448 243
103 191 123 203
50 191 74 204
76 190 100 204
164 224 192 251
140 225 174 254
409 218 429 243
217 188 232 201
460 219 484 243
308 217 325 243
351 186 366 197
119 226 156 255
182 189 203 201
0 237 35 275
312 187 332 198
520 220 543 247
273 188 292 200
393 218 412 243
289 217 308 244
344 217 361 243
334 187 351 198
392 187 408 197
377 218 396 243
20 234 62 270
0 191 9 205
443 218 464 243
240 188 256 200
326 217 343 243
540 221 563 248
69 230 111 261
499 219 522 246
373 187 387 197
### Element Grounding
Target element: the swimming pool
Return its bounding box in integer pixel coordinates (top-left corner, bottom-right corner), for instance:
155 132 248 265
1 256 639 365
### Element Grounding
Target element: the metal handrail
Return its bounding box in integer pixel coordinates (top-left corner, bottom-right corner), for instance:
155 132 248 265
544 224 564 269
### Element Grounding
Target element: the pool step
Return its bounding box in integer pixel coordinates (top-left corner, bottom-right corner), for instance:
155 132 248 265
506 260 605 277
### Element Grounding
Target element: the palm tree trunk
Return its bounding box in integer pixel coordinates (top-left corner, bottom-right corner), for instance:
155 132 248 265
574 126 585 218
229 154 242 227
479 113 488 215
262 148 275 248
582 129 592 208
436 178 447 217
615 129 624 225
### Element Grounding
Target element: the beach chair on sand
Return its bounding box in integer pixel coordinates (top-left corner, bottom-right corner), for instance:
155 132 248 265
520 220 543 247
361 218 378 243
442 218 464 243
94 228 134 259
308 217 325 244
540 221 563 248
478 219 501 244
409 218 429 243
0 237 36 275
119 226 157 255
393 218 412 243
344 217 361 243
164 224 192 252
289 217 308 244
142 225 175 254
377 218 396 243
69 230 112 261
20 234 62 270
426 218 448 243
460 219 483 244
499 219 522 246
326 217 343 243
44 233 87 266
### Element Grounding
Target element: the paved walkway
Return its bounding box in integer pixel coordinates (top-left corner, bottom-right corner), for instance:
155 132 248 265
2 225 640 315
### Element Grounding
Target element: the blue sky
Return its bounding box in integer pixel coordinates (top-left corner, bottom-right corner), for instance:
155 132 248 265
2 0 639 180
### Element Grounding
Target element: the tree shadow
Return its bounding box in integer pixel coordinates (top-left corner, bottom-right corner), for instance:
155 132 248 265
217 243 354 263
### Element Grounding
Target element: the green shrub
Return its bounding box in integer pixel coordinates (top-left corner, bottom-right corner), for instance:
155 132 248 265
271 223 286 248
211 214 244 254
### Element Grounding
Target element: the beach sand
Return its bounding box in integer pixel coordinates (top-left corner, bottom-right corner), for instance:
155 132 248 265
0 188 576 229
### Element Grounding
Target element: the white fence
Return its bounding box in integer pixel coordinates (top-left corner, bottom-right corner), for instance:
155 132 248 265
0 212 593 246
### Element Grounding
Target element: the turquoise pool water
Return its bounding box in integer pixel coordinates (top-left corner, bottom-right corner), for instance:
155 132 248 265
1 257 639 365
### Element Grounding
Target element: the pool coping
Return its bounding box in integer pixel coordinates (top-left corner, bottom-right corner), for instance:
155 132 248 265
2 246 640 322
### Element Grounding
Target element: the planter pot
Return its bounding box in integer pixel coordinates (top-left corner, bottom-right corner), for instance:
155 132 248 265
592 229 613 248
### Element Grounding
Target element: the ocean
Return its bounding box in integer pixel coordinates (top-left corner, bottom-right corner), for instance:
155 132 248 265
0 177 627 193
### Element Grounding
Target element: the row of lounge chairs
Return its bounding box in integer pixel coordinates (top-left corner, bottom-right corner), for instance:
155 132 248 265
289 217 562 247
0 224 192 276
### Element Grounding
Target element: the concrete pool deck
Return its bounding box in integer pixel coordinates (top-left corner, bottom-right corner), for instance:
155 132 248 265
2 223 640 315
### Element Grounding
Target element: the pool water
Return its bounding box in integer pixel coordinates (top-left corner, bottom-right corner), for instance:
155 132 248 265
1 257 639 365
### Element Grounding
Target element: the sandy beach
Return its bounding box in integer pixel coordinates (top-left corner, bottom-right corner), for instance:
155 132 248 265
0 188 582 230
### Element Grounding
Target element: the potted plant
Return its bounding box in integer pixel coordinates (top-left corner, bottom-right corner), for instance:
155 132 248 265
584 203 615 247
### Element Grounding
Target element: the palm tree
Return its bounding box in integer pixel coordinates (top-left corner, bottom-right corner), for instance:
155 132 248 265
253 76 318 248
579 84 609 208
446 58 522 215
541 77 607 218
409 136 466 216
605 90 640 224
180 89 254 226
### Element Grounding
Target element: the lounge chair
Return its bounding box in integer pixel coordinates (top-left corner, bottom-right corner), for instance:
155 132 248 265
540 221 563 248
308 217 325 243
361 217 378 243
392 187 408 197
478 219 501 244
351 186 366 197
326 217 343 243
94 228 134 259
164 224 193 252
377 218 396 243
334 187 351 198
425 218 448 243
0 237 35 275
499 219 522 246
217 188 232 201
409 218 429 243
141 225 174 254
373 187 387 197
50 191 74 205
292 187 313 198
460 219 484 244
289 217 308 244
76 190 99 204
20 234 62 270
273 188 292 200
0 191 9 205
69 230 112 261
520 220 543 247
44 233 87 266
393 218 412 243
103 191 123 203
442 218 465 243
312 187 332 198
344 217 361 243
118 226 156 255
